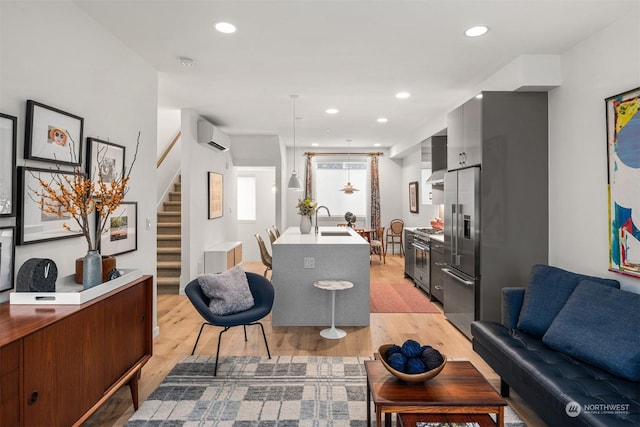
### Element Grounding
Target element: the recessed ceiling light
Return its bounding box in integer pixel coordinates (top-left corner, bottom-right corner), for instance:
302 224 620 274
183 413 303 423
465 26 489 37
177 57 195 67
377 117 388 123
311 143 319 147
325 108 339 114
374 143 381 147
395 92 410 99
475 94 483 99
215 22 236 34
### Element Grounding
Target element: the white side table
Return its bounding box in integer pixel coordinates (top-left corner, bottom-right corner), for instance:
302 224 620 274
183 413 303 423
313 280 354 339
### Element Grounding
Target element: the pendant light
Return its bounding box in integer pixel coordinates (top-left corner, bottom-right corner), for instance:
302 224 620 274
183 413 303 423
340 139 359 194
287 94 302 190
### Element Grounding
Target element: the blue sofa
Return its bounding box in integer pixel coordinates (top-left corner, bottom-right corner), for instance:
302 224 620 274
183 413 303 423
471 265 640 426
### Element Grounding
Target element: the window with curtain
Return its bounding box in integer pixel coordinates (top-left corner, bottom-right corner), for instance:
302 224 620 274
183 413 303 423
314 159 367 217
237 175 256 221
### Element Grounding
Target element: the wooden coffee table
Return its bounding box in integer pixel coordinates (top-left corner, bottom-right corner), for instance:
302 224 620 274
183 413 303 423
365 360 507 427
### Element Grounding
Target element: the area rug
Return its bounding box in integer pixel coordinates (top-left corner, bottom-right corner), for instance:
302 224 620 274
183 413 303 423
370 282 441 313
126 356 526 426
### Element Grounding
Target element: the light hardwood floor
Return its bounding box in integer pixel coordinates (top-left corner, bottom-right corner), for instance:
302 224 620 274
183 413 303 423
85 255 545 426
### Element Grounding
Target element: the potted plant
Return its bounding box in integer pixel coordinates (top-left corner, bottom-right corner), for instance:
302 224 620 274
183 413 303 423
296 196 317 234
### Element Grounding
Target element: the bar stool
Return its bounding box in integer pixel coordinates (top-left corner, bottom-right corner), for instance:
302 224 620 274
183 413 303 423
313 280 354 339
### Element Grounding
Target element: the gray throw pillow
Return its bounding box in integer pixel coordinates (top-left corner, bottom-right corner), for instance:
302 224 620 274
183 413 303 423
197 265 255 315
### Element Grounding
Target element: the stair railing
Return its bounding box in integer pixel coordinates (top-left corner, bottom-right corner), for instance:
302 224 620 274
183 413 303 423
157 131 181 167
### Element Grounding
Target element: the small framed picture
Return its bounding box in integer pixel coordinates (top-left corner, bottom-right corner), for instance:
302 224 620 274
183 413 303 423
208 172 223 219
409 181 419 213
99 202 137 256
24 100 84 166
0 226 15 292
17 166 84 245
87 137 126 191
0 113 17 217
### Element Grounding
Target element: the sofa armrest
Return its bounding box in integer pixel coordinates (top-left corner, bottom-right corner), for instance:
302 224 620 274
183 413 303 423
502 287 526 328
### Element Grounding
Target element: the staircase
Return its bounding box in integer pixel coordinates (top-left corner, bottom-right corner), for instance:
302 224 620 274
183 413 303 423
157 176 181 294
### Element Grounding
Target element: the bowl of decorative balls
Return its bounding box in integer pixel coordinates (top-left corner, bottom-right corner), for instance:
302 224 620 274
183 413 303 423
378 340 446 383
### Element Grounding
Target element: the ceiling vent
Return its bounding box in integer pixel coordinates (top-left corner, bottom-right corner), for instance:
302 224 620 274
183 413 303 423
197 119 230 151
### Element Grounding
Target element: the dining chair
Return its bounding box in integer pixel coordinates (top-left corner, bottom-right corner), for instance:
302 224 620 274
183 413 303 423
386 219 405 256
272 225 281 238
266 228 277 246
370 226 386 263
254 234 272 278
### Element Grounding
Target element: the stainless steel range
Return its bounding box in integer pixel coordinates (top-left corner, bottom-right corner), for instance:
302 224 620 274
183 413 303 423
410 228 443 295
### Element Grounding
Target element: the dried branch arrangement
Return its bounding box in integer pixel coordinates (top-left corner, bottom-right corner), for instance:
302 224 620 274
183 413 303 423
29 132 140 251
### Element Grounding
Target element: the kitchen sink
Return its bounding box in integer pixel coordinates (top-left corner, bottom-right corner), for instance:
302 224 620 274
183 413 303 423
320 231 352 237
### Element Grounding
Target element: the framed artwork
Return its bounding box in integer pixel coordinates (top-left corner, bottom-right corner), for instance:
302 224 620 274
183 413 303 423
208 172 223 219
0 227 15 292
0 113 17 217
409 181 419 213
87 137 125 191
606 87 640 277
99 201 137 256
17 166 84 245
24 100 84 166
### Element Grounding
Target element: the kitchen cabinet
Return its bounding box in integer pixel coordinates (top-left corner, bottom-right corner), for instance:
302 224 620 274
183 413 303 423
421 135 447 205
429 239 445 303
447 96 482 169
204 241 242 273
442 91 549 336
0 275 153 426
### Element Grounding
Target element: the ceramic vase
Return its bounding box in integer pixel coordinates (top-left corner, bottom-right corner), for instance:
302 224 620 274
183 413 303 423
300 215 312 234
83 250 103 289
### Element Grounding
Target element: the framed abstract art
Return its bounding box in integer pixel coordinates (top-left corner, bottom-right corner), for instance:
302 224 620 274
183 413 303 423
605 87 640 277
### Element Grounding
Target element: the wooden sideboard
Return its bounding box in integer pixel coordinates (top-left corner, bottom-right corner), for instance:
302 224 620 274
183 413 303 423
0 275 153 426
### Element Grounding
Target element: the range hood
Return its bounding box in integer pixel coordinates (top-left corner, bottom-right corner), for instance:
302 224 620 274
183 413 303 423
425 169 445 184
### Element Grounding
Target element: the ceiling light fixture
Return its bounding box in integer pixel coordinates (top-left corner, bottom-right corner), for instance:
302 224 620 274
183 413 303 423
395 92 410 99
377 117 388 123
287 95 302 191
215 22 236 34
465 25 489 37
340 139 359 194
325 108 339 114
178 57 196 67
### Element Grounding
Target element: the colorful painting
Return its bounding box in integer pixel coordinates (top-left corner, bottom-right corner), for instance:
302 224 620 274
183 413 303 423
606 87 640 277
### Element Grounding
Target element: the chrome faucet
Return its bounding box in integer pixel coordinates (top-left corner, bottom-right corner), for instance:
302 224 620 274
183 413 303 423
315 205 331 234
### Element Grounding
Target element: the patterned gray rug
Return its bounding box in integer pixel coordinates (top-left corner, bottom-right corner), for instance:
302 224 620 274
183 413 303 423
126 355 526 426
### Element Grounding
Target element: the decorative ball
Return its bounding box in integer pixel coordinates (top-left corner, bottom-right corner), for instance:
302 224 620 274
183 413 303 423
420 345 433 353
385 344 401 359
387 352 407 372
406 357 427 374
401 339 422 358
422 347 445 370
344 212 356 225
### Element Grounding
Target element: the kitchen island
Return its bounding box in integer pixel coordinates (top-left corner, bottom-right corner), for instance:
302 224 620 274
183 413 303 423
271 226 371 327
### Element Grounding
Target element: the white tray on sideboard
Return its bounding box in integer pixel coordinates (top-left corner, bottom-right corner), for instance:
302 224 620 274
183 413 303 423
9 269 143 305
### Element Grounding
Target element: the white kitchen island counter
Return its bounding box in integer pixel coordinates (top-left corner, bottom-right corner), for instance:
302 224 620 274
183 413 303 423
271 226 371 326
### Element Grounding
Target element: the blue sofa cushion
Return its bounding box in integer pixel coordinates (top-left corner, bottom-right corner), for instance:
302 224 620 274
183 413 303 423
542 280 640 381
517 265 620 337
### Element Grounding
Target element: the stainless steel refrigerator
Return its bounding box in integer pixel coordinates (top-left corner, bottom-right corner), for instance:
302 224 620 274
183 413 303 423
443 166 480 338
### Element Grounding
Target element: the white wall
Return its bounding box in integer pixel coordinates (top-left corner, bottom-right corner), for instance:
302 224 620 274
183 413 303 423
180 109 236 291
0 2 159 321
401 144 441 227
549 11 640 292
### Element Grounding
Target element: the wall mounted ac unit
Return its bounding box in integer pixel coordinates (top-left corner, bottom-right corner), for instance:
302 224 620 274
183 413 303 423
197 119 230 151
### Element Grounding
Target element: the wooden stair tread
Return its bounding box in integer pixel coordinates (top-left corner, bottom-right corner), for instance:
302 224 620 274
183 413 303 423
158 234 181 240
157 222 181 227
157 247 181 254
158 261 181 268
